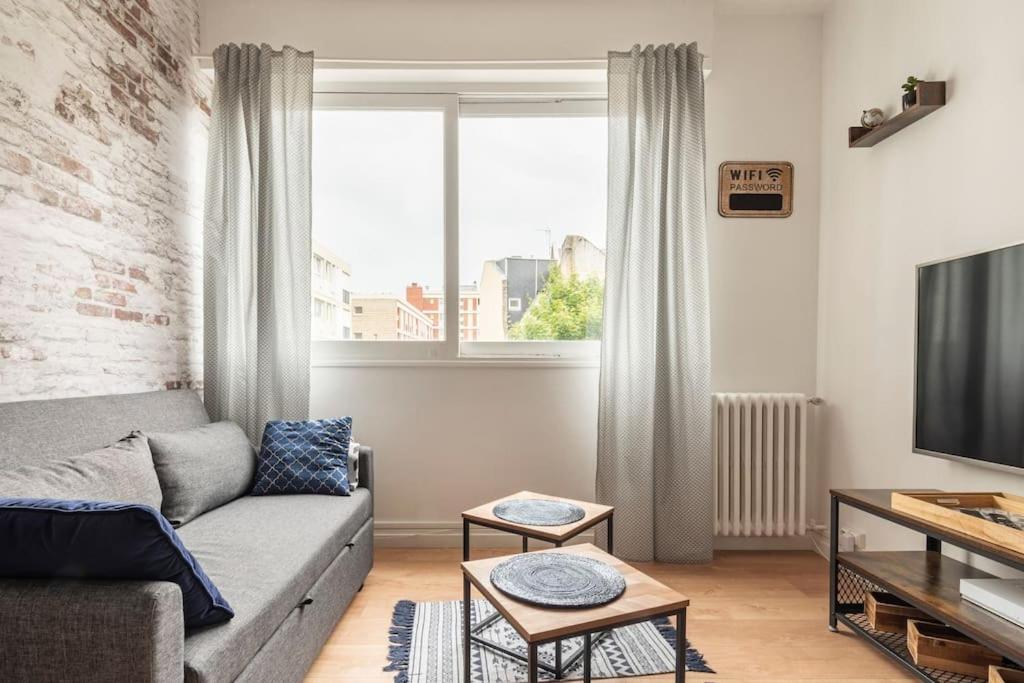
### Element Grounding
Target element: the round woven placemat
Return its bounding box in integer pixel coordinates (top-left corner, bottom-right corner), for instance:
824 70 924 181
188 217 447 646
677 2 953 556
489 553 626 608
492 499 586 526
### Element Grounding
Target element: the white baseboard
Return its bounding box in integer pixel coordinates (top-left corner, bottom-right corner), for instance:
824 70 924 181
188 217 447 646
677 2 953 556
374 521 815 551
807 527 830 559
713 534 814 551
373 521 596 549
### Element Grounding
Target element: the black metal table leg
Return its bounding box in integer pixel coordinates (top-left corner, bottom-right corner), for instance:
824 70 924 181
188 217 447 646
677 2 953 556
528 643 538 683
469 609 501 634
522 535 528 553
463 576 471 682
553 539 563 678
676 609 686 682
607 514 614 555
463 519 471 562
926 535 942 553
583 632 592 682
828 494 839 632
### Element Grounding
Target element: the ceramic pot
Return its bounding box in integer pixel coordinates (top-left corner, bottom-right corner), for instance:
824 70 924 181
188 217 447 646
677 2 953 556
902 90 917 111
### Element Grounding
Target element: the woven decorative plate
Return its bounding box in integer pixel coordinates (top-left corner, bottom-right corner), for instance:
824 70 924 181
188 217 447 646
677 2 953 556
489 553 626 608
492 499 586 526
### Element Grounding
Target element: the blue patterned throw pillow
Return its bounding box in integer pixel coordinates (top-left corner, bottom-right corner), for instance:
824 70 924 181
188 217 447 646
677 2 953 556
252 418 352 496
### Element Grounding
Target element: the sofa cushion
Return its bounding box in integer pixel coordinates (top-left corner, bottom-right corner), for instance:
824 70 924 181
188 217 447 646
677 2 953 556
0 498 234 628
0 389 209 469
233 519 373 683
252 418 351 496
0 433 162 509
146 421 256 527
177 488 372 683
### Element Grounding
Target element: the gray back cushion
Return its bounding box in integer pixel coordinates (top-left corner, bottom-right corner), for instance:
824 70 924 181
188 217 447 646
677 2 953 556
0 434 163 508
0 390 209 469
146 421 256 526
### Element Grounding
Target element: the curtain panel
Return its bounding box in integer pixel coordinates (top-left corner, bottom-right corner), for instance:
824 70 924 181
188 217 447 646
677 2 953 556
203 43 314 444
596 43 712 563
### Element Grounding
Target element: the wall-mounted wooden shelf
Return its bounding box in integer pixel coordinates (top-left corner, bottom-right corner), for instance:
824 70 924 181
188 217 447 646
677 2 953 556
849 81 946 148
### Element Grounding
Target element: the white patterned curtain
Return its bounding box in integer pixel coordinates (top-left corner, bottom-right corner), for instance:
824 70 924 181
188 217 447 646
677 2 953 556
596 43 712 563
203 44 313 444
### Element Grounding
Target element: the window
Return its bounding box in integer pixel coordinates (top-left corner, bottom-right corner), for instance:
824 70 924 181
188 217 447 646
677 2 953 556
310 87 605 362
311 94 450 349
460 114 607 347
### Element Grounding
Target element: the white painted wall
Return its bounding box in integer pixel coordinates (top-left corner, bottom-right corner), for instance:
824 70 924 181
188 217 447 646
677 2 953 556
199 0 715 61
707 9 824 527
816 0 1024 566
305 9 825 547
707 11 821 397
312 364 600 545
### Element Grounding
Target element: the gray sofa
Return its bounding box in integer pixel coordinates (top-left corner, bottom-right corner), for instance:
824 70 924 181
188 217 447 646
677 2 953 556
0 390 374 683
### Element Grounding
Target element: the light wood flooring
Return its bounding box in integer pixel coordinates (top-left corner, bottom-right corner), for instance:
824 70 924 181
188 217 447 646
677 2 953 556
306 548 913 682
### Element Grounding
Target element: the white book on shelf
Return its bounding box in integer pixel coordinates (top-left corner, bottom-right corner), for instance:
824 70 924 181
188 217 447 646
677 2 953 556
960 578 1024 629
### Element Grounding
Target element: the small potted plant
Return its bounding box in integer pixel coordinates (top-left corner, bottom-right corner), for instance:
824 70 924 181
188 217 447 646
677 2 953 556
902 76 923 110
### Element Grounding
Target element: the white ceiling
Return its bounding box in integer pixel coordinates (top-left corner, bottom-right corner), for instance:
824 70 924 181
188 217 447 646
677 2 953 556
715 0 832 15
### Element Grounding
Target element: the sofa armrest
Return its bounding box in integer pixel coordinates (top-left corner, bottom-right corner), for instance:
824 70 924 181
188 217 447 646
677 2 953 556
0 579 184 683
358 445 374 497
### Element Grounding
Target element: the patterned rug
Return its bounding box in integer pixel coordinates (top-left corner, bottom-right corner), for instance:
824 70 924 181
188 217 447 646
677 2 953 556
385 599 713 682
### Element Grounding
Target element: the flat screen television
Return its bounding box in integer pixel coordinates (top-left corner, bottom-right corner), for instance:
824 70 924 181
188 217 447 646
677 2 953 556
915 242 1024 471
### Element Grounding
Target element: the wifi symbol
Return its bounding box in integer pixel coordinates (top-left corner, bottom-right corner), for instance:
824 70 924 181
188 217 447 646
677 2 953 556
766 167 783 181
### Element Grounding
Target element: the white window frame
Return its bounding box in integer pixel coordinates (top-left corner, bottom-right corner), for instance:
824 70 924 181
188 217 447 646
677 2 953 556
312 92 460 363
457 98 605 361
310 76 606 366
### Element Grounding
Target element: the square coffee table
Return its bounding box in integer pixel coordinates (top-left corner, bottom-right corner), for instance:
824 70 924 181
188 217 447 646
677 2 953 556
461 491 614 561
461 543 690 683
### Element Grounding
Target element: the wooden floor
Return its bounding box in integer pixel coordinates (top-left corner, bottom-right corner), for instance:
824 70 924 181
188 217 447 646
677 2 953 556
306 548 912 682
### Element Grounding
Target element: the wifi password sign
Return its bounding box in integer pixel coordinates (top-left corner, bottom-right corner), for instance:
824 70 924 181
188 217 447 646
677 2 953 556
717 161 793 218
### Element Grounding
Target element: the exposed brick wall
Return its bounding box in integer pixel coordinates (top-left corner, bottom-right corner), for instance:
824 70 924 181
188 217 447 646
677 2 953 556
0 0 211 400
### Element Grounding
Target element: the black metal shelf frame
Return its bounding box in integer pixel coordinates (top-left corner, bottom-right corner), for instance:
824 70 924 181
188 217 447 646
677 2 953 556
828 491 1024 680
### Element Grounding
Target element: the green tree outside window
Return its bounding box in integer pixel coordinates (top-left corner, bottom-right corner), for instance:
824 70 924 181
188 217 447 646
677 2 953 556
508 267 604 341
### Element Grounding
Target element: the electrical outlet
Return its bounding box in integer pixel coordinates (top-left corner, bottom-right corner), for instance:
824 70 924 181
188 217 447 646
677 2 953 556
839 528 866 551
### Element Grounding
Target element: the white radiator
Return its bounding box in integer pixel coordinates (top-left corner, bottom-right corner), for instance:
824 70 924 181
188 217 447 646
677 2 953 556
713 393 809 537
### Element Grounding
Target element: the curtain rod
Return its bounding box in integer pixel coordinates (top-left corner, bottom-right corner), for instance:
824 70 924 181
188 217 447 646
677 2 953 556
310 92 607 100
195 53 708 68
195 56 610 68
194 59 710 82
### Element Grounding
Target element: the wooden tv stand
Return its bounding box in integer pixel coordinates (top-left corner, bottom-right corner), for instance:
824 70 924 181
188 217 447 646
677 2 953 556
829 489 1024 682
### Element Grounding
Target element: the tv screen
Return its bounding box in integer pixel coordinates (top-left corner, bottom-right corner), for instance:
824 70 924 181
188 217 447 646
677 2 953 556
915 242 1024 470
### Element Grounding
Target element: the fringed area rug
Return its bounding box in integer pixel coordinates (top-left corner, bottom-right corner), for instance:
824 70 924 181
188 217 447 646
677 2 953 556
385 599 713 682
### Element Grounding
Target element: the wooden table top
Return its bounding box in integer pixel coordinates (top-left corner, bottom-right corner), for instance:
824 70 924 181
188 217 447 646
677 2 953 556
461 543 689 643
831 488 1024 570
461 490 613 543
